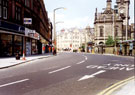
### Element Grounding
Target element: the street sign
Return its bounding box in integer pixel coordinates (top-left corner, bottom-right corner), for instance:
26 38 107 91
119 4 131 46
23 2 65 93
24 18 32 24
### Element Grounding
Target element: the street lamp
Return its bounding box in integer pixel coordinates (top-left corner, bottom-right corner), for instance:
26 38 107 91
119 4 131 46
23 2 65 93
103 16 106 44
53 7 66 49
85 26 90 53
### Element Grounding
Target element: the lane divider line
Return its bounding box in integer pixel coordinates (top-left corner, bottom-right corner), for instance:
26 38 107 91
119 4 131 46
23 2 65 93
0 79 29 88
76 60 85 64
48 66 71 74
97 76 134 95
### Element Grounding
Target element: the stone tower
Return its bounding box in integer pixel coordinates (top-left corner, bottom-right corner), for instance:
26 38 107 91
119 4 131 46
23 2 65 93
116 0 130 25
106 0 112 10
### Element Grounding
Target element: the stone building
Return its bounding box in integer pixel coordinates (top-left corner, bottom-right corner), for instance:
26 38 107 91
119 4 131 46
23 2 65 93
94 0 130 45
57 27 94 52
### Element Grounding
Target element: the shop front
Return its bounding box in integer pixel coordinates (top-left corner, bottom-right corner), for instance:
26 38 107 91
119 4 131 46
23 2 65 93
32 39 38 55
25 28 40 55
0 33 13 57
0 20 25 57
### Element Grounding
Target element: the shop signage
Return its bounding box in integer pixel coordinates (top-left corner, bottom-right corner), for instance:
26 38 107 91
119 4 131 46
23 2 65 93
25 28 39 40
24 18 32 24
0 20 25 34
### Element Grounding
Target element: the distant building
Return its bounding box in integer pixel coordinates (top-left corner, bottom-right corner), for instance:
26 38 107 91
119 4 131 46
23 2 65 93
57 27 94 52
0 0 52 57
94 0 131 45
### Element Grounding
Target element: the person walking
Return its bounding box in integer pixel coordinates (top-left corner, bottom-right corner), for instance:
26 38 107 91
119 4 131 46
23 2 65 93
119 44 123 55
129 42 133 56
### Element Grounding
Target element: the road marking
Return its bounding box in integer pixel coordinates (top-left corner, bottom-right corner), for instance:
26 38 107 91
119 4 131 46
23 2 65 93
0 79 29 88
48 66 71 74
78 70 106 81
85 57 87 60
76 60 85 64
86 64 134 71
97 76 134 95
83 55 88 60
76 55 87 65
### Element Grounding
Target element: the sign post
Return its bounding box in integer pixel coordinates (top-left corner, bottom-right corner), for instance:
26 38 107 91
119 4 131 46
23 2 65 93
23 18 32 60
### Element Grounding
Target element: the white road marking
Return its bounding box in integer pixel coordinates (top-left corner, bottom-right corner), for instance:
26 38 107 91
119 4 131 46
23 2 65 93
76 55 87 65
85 56 87 60
86 64 134 71
76 60 85 64
48 66 71 74
78 70 106 81
0 79 29 88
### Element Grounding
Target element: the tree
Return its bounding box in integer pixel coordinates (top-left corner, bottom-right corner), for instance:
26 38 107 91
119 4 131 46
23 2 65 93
105 36 114 46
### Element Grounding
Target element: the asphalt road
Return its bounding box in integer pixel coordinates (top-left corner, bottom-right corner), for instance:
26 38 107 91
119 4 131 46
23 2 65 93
0 52 134 95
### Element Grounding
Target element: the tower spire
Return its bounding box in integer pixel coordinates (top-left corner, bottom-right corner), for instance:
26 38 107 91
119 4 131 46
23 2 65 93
106 0 112 10
95 8 97 21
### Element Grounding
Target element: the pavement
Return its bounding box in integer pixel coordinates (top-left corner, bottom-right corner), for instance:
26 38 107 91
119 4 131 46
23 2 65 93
0 53 53 69
0 52 135 95
98 77 135 95
110 78 135 95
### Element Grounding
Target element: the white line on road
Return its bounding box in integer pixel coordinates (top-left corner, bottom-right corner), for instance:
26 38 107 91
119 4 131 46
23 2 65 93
76 55 87 65
48 66 71 74
76 60 85 64
0 79 29 88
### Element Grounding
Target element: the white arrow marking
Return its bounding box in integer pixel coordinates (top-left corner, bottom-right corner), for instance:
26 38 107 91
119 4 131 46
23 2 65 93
78 70 106 81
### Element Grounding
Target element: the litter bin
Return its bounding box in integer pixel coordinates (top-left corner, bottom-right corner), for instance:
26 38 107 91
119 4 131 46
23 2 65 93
16 53 20 60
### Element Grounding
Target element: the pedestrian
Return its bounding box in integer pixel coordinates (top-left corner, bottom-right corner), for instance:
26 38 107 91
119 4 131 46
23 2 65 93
53 47 57 55
119 44 123 55
129 42 133 56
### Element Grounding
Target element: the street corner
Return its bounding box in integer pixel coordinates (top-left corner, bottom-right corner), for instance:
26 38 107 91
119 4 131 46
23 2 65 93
97 77 135 95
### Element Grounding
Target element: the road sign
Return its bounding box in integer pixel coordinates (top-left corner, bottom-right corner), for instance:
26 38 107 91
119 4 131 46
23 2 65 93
24 18 32 24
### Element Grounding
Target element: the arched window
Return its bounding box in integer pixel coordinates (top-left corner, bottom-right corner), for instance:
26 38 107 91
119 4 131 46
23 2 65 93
99 42 104 45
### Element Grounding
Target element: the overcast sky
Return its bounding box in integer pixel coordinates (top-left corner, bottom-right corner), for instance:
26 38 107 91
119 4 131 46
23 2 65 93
44 0 134 31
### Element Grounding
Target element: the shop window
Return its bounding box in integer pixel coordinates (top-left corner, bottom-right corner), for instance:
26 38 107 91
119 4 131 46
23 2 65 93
32 40 37 55
0 34 12 57
14 35 22 55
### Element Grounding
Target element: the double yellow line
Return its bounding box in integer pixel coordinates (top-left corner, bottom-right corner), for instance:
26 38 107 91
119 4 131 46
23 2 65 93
97 76 134 95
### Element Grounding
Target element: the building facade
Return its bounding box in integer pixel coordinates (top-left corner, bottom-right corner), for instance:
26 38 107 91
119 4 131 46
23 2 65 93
94 0 130 45
57 27 94 52
0 0 52 57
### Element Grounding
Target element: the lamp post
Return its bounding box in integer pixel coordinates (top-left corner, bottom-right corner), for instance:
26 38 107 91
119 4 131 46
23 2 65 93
103 16 106 44
53 7 66 50
85 26 90 53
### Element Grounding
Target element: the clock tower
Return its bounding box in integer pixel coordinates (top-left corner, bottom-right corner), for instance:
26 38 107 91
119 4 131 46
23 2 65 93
116 0 130 25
